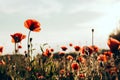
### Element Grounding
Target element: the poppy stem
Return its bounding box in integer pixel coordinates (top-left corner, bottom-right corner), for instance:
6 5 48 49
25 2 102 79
27 31 31 57
15 42 17 54
92 29 94 46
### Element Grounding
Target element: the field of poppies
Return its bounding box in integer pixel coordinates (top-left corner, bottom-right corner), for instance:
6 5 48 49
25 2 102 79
0 19 120 80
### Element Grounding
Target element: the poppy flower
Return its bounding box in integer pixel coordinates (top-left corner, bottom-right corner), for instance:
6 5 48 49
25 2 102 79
80 46 86 55
69 43 73 47
43 49 52 57
11 33 26 43
26 66 31 71
38 75 45 79
109 67 117 75
104 51 113 57
107 37 120 53
61 46 67 51
91 45 99 52
74 45 80 51
59 69 65 75
87 46 94 55
59 51 65 57
77 56 86 63
18 45 22 49
50 48 54 52
71 62 79 70
79 74 85 79
67 55 73 60
81 46 93 55
24 19 41 32
0 46 3 54
97 54 107 62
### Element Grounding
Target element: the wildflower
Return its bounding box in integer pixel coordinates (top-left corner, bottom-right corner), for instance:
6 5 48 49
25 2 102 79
107 37 120 53
74 45 80 51
82 46 93 55
97 54 107 62
59 51 65 57
79 73 85 79
80 46 86 55
36 73 45 79
71 62 79 70
104 51 113 57
69 43 73 47
18 45 22 49
50 48 54 52
77 56 86 63
24 19 41 32
26 66 31 71
61 46 67 51
87 46 94 55
43 49 52 57
59 69 65 75
10 33 26 43
0 46 3 54
91 45 99 52
38 75 45 79
66 55 73 61
109 67 117 75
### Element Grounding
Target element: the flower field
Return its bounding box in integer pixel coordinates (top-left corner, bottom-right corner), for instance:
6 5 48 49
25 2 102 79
0 19 120 80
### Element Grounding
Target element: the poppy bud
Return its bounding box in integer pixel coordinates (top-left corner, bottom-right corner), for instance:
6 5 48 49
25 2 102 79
30 38 32 42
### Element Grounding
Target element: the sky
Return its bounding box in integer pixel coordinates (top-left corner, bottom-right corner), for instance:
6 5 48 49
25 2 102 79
0 0 120 54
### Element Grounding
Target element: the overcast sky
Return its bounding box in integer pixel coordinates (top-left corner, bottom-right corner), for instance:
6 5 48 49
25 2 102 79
0 0 120 53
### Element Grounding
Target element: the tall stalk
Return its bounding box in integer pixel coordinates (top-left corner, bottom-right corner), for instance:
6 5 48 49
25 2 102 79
15 42 17 54
27 31 31 57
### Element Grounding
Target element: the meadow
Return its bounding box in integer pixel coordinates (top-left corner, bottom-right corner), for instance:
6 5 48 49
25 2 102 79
0 19 120 80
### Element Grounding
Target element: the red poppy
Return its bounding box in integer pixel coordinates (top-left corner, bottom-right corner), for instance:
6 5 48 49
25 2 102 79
80 46 86 55
104 51 113 57
59 51 65 56
11 33 26 43
38 75 44 79
69 43 73 47
97 54 107 62
61 46 67 51
59 69 65 75
74 46 80 51
81 46 93 55
18 45 22 49
91 45 99 52
79 74 85 79
24 19 41 32
109 67 117 75
50 48 54 52
71 62 79 70
107 37 120 52
43 49 52 57
87 46 94 55
77 56 86 63
0 46 3 54
26 66 31 71
66 55 73 60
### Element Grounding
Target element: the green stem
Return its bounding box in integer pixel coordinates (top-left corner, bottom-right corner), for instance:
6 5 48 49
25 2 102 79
15 42 16 54
27 30 31 57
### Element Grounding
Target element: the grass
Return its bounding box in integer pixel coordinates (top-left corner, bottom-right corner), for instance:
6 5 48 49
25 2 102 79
0 48 120 80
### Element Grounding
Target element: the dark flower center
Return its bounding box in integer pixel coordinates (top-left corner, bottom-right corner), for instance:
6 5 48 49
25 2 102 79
30 23 35 31
14 36 20 43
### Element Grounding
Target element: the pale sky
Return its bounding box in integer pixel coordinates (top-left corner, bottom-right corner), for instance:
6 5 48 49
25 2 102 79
0 0 120 54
